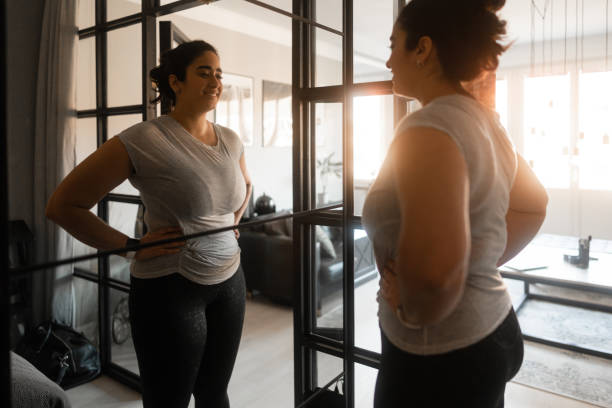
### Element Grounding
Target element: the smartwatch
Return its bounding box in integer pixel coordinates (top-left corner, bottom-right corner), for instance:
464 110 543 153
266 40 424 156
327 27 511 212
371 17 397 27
124 238 141 259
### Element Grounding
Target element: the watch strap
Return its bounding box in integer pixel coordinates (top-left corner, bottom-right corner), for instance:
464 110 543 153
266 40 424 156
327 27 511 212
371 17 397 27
124 238 140 259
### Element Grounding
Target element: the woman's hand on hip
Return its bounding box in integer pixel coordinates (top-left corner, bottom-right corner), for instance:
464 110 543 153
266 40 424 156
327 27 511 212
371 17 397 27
135 227 186 261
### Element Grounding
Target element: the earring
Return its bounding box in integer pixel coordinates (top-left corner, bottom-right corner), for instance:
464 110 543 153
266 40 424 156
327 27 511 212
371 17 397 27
416 60 424 68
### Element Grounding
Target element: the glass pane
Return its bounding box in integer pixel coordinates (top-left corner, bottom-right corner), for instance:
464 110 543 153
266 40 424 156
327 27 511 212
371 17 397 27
355 363 378 408
215 73 254 146
107 24 142 107
110 287 139 374
263 80 292 147
315 351 343 389
315 103 343 207
353 229 380 353
109 114 142 196
315 28 342 87
229 291 294 406
107 0 141 22
577 71 612 191
354 0 393 83
495 78 508 131
316 0 342 32
313 225 344 335
353 94 394 216
77 0 95 30
523 74 571 189
77 37 96 110
108 201 142 283
73 240 99 276
159 1 293 211
73 275 99 347
108 114 142 137
76 118 97 164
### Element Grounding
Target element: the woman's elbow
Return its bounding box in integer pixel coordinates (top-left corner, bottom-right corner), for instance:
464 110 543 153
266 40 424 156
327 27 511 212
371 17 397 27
45 193 66 224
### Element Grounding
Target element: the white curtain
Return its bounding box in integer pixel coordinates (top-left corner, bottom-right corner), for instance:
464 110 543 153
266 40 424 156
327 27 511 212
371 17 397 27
32 0 77 327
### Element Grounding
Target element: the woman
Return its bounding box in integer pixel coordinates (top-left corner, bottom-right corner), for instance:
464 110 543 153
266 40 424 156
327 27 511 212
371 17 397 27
46 40 252 408
362 1 548 407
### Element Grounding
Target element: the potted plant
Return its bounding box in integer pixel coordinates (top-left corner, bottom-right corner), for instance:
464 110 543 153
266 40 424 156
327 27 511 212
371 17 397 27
316 152 342 205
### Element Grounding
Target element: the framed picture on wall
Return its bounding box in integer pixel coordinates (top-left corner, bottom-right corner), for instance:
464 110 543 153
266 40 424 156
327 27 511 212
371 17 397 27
214 73 254 146
262 80 292 147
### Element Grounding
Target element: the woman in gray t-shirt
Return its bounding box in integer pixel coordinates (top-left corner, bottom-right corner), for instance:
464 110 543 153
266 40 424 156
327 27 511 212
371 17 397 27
47 40 252 408
363 1 549 407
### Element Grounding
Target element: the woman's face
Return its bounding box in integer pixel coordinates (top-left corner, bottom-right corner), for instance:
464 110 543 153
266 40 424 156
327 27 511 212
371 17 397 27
174 51 223 113
386 25 419 98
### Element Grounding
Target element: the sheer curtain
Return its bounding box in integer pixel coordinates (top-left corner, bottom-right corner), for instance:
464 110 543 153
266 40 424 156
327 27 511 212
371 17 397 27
32 0 77 326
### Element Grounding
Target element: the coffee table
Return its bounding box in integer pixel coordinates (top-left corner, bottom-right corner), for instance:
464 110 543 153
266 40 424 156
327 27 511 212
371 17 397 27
499 234 612 360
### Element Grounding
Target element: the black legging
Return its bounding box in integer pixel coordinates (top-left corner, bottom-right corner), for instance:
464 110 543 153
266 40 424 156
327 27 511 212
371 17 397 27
374 308 524 408
129 267 246 408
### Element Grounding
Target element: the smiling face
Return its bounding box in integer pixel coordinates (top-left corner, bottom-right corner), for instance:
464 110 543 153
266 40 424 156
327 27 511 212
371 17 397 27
170 51 223 113
386 25 421 98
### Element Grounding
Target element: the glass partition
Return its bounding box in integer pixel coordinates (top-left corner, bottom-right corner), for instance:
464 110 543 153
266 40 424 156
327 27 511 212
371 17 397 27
107 24 142 108
353 0 394 83
110 287 139 375
315 102 343 207
353 94 394 216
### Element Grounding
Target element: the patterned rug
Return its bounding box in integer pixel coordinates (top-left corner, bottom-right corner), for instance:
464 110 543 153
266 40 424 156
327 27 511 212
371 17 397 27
514 340 612 407
513 299 612 407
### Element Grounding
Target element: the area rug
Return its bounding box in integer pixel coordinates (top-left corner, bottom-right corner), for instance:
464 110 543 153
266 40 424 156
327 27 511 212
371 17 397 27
513 299 612 407
513 341 612 407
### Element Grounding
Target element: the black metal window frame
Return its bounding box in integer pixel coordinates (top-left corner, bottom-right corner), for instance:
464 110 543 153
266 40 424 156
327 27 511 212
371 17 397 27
292 1 407 407
2 0 10 404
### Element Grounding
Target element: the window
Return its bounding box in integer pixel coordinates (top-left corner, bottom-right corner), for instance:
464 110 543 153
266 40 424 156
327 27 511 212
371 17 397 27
577 71 612 191
495 78 508 131
523 74 571 189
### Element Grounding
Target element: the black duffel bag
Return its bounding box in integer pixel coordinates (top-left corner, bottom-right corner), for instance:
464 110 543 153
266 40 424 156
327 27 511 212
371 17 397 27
15 320 101 389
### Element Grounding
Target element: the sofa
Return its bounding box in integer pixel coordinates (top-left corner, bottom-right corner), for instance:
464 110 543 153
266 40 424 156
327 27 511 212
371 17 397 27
11 351 72 408
238 212 377 313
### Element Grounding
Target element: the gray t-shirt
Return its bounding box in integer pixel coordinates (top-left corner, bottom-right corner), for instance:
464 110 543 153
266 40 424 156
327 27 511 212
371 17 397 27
118 115 246 285
362 94 518 355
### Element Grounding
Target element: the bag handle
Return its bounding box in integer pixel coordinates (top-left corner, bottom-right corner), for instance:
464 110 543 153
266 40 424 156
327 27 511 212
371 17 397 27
33 323 53 353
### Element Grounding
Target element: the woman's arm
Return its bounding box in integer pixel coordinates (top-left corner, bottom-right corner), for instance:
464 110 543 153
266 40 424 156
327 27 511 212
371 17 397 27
497 154 548 266
46 137 184 258
233 152 253 226
389 127 471 327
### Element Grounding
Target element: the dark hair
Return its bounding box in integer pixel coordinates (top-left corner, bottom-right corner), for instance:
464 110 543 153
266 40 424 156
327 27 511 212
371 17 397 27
149 40 218 107
396 0 509 82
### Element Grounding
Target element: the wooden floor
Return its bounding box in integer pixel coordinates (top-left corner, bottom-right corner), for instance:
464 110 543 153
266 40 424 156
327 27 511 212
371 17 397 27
67 279 606 408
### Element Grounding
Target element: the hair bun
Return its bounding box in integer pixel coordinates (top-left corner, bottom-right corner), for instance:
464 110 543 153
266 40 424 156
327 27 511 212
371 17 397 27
480 0 505 12
443 0 505 14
